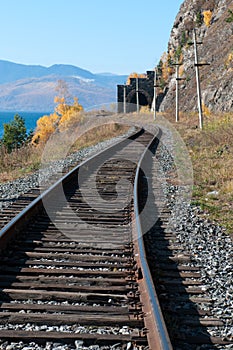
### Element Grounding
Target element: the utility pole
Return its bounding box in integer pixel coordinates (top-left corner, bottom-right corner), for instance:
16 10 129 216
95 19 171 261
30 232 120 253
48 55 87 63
123 83 126 114
175 64 180 122
173 60 185 123
193 28 203 129
136 77 139 113
171 60 184 123
153 68 157 120
174 62 181 123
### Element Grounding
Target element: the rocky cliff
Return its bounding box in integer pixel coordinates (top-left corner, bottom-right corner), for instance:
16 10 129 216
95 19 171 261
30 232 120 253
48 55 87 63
159 0 233 113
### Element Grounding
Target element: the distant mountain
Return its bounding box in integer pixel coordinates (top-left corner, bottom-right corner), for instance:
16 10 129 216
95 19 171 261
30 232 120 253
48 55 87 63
0 60 128 111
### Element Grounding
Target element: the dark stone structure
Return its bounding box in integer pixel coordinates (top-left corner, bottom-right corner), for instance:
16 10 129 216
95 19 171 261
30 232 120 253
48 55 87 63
117 71 155 113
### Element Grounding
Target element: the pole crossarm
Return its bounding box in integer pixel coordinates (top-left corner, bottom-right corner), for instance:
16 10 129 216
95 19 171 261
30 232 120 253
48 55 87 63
194 62 210 66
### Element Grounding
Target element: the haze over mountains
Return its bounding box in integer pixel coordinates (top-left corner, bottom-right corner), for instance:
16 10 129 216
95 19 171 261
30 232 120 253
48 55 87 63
0 60 128 112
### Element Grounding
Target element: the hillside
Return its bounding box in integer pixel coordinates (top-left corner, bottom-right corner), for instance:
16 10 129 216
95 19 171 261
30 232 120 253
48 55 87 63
0 60 127 111
158 0 233 113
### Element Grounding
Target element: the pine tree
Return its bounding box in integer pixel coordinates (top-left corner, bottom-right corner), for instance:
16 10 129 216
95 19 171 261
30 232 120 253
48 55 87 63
2 114 27 152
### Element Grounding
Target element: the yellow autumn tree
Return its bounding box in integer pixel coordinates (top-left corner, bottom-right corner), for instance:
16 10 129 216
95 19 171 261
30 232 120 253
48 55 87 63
54 96 68 116
126 72 146 85
203 10 212 27
160 51 174 82
32 80 83 145
225 52 233 68
59 97 83 131
54 80 72 117
32 113 59 145
54 80 83 131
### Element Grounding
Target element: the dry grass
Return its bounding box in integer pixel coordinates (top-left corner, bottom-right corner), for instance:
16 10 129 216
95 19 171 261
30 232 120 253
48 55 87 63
70 122 129 151
0 118 129 183
0 144 41 182
163 111 233 234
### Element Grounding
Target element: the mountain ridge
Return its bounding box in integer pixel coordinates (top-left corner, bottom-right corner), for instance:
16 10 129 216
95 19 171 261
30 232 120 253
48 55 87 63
0 60 127 111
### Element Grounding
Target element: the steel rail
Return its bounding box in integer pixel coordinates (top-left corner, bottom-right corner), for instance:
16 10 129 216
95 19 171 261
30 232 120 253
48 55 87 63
133 127 173 350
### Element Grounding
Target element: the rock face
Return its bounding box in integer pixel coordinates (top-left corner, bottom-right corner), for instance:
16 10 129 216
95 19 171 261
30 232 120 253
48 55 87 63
159 0 233 113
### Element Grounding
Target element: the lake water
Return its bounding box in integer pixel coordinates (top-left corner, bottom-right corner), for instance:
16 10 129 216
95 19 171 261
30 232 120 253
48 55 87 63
0 111 50 138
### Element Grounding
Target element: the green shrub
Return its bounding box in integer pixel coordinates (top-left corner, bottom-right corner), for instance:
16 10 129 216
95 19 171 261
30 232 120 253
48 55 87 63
196 10 203 26
226 9 233 23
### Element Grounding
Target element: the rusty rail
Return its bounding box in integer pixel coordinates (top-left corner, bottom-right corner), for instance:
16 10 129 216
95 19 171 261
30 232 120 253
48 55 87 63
133 128 173 350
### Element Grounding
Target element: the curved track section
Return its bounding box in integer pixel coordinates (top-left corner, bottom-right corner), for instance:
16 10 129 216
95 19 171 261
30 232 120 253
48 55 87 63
0 128 171 350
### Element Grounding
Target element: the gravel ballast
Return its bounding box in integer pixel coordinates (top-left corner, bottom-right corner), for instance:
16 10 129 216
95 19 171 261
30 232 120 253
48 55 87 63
156 124 233 349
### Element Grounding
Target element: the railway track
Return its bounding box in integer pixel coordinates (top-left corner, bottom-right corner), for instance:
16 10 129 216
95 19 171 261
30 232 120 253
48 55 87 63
0 126 231 350
0 128 171 350
138 139 233 350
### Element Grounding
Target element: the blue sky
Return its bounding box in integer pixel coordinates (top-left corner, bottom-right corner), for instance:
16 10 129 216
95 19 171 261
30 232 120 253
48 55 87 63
0 0 184 75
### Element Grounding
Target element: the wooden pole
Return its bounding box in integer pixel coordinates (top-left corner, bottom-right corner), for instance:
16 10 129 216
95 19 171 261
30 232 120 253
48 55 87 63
136 77 139 113
153 68 157 120
193 28 203 129
175 64 179 122
123 84 126 113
